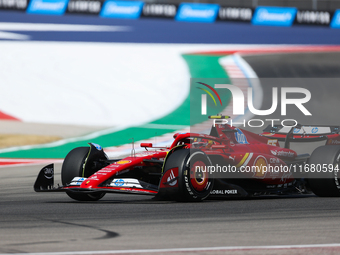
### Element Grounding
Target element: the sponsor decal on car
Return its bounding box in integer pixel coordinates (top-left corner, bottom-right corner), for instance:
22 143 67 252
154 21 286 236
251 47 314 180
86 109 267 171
69 177 86 186
167 169 177 186
91 143 102 150
269 157 280 164
270 150 295 158
236 152 253 168
267 139 278 146
135 152 156 157
43 167 53 179
210 189 238 195
311 127 319 133
282 126 328 135
110 178 143 188
88 175 99 180
235 128 248 144
327 139 340 145
253 156 267 178
161 168 179 188
113 179 124 186
116 160 132 165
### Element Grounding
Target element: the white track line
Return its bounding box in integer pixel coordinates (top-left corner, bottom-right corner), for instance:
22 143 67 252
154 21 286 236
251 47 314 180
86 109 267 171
0 31 30 40
0 158 63 168
0 22 131 31
3 244 340 255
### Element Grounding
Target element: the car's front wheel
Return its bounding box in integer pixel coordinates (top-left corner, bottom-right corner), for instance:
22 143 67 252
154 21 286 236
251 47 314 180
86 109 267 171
163 149 214 201
61 146 105 201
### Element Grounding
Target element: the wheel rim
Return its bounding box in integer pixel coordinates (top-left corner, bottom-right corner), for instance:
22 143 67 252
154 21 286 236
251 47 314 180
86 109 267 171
190 161 209 192
335 154 340 190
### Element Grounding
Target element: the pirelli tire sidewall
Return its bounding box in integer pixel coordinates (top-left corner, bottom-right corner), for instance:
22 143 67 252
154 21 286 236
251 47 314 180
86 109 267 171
178 149 214 202
61 147 90 186
308 145 340 197
61 146 105 201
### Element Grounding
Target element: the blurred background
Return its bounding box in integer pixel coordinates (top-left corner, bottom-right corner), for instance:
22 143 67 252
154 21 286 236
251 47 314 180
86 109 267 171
1 0 340 160
2 2 340 254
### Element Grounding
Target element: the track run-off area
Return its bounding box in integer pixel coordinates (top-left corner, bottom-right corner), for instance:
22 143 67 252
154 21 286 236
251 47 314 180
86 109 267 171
1 10 340 255
1 44 340 160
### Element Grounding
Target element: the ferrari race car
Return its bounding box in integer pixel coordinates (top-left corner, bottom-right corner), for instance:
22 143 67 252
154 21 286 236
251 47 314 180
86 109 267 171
34 116 340 201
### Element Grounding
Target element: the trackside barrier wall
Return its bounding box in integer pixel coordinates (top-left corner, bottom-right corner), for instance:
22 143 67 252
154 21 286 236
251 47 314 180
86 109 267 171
330 9 340 28
66 0 102 15
0 0 28 10
141 3 177 18
26 0 69 15
1 0 340 28
100 0 143 19
175 3 219 23
295 10 332 26
251 6 297 26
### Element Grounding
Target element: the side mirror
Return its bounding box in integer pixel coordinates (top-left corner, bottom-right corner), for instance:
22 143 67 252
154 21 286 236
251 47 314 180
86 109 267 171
141 143 153 148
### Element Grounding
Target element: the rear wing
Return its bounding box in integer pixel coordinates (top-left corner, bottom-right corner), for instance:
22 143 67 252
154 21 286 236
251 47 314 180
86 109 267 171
260 125 340 148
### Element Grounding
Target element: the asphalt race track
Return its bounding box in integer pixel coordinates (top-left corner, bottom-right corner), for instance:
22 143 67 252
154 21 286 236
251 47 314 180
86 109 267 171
1 52 340 255
2 11 340 255
2 163 340 255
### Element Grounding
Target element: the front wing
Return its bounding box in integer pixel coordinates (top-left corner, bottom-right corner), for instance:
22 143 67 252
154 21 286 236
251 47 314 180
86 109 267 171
34 164 158 196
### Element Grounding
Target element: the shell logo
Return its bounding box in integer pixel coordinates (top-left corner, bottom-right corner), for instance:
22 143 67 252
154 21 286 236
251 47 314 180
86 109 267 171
254 156 267 178
116 160 132 165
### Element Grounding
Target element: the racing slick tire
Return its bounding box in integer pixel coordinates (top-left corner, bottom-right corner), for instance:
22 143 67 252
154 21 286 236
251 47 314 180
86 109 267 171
308 145 340 197
163 149 214 202
61 147 105 201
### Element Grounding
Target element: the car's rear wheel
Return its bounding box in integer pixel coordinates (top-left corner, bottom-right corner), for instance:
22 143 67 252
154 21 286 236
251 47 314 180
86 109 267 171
61 147 105 201
308 145 340 197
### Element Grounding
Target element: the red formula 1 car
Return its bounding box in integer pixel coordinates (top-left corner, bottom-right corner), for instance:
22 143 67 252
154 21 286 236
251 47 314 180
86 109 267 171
34 116 340 201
